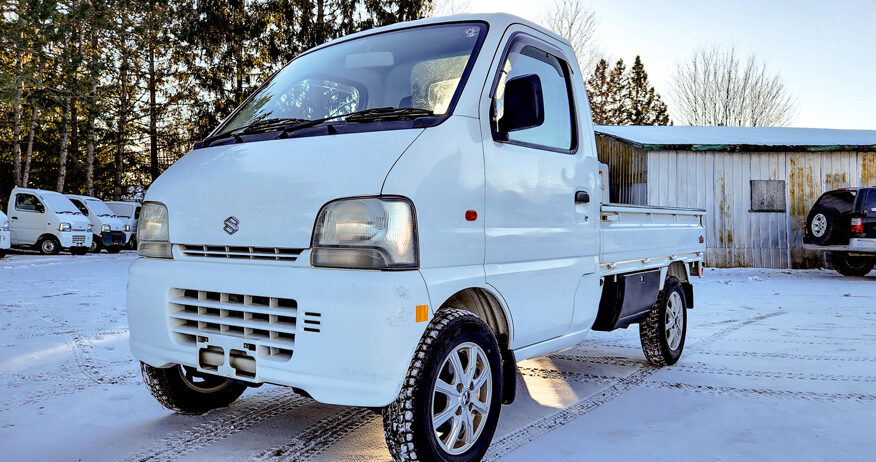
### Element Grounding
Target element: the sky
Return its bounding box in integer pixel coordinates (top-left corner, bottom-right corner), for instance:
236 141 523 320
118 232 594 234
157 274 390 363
463 0 876 129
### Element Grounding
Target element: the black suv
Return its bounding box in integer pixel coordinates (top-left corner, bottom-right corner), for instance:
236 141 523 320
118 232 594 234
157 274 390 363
804 187 876 276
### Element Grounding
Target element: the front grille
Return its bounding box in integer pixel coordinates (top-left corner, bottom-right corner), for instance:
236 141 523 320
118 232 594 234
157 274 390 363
180 245 304 262
168 289 297 360
72 235 86 245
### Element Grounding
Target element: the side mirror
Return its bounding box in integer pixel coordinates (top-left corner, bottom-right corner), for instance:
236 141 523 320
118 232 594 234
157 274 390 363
35 203 45 213
498 74 545 136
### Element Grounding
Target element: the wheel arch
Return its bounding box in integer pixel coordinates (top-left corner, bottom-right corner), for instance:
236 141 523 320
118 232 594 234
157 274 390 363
436 287 518 404
37 233 60 245
661 261 694 308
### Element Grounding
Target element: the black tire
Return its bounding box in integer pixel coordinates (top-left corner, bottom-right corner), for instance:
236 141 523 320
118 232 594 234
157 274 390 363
140 362 247 415
0 249 6 259
106 245 123 254
89 235 103 253
639 277 688 366
37 237 61 255
382 309 503 462
70 247 88 256
832 252 874 277
806 205 842 245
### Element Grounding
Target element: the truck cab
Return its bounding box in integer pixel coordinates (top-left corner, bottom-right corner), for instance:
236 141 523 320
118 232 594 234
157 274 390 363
66 194 128 253
6 187 92 255
106 201 141 249
127 14 705 461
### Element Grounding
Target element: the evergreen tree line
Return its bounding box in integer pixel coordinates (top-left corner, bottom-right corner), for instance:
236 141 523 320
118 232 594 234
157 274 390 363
586 55 670 126
0 0 430 204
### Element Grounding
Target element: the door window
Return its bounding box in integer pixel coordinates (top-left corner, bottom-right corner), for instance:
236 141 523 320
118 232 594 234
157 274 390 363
15 194 42 212
492 40 576 152
70 199 89 216
134 206 141 220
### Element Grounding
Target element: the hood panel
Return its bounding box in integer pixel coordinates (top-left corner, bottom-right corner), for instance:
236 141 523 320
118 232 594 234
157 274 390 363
147 130 422 248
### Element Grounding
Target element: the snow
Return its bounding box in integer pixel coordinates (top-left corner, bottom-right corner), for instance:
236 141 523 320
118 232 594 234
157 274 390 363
595 125 876 148
1 252 875 461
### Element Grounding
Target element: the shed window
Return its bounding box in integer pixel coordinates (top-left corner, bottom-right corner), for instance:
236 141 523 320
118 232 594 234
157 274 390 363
750 180 786 212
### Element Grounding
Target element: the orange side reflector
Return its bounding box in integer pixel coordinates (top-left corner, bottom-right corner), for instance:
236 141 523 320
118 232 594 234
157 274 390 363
416 305 429 323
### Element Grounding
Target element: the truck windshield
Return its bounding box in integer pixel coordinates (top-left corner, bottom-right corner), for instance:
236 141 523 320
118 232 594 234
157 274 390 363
215 22 487 137
86 199 117 217
107 203 133 218
42 195 81 214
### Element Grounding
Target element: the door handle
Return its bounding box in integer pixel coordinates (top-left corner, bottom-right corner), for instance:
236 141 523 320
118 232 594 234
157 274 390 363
575 191 590 204
11 216 18 219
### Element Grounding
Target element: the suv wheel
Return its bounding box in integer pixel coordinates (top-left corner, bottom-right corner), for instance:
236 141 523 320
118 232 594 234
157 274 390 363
832 252 874 277
383 309 502 462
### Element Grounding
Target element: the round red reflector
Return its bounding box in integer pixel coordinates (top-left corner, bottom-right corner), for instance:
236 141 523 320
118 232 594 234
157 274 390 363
465 210 478 221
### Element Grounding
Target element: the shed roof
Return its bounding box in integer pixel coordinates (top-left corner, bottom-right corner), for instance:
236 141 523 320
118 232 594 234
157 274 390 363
594 125 876 152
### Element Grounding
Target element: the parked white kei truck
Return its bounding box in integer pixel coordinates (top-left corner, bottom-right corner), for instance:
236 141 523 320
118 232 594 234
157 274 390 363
0 210 10 258
128 14 706 461
106 201 141 249
7 187 92 255
67 194 128 253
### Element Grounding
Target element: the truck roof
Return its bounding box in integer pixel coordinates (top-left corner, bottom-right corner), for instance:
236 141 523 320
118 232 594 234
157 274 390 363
307 13 570 55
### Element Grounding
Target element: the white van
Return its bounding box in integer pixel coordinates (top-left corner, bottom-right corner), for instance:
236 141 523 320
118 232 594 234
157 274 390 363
0 210 10 258
106 201 141 249
128 14 706 460
7 187 92 255
67 194 128 253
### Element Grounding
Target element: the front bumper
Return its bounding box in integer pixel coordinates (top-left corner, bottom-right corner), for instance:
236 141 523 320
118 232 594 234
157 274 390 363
100 230 126 247
0 230 9 250
60 232 91 249
127 255 432 407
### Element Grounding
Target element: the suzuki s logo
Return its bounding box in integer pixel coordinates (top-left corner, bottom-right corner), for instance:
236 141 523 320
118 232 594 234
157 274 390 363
223 216 240 235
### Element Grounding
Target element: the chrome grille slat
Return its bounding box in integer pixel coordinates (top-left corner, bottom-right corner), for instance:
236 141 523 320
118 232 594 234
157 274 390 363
179 244 304 261
168 289 298 361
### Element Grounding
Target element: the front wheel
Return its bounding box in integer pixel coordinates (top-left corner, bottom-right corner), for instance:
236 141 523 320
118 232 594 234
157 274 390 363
832 252 874 277
140 362 247 415
89 235 102 253
639 277 688 366
70 247 88 256
383 309 502 462
37 237 61 255
106 245 123 254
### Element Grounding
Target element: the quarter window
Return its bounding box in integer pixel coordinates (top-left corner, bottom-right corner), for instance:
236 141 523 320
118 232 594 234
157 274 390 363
493 43 575 151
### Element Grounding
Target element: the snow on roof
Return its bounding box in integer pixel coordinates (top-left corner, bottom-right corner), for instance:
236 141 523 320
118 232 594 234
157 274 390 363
594 125 876 152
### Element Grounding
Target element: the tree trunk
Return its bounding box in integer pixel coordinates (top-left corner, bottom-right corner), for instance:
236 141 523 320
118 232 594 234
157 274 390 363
12 48 23 186
149 41 159 181
86 79 98 196
23 105 37 187
317 0 325 44
57 93 72 192
115 7 129 200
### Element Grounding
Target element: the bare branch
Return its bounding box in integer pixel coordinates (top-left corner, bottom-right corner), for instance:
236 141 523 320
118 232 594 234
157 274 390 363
540 0 602 76
427 0 472 17
669 45 797 126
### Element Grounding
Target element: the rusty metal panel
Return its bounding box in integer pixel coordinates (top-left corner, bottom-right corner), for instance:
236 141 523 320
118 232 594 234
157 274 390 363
595 135 647 204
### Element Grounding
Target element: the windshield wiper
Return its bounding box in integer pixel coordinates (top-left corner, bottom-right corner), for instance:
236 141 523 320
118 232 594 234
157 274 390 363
98 213 114 217
202 117 310 147
277 107 435 138
57 211 79 215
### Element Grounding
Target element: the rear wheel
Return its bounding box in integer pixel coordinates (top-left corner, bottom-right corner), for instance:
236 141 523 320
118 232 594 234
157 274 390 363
383 309 502 462
832 252 874 277
37 237 61 255
639 277 688 366
140 362 247 415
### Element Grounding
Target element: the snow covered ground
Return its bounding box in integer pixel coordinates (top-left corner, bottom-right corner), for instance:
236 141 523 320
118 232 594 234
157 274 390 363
1 252 874 461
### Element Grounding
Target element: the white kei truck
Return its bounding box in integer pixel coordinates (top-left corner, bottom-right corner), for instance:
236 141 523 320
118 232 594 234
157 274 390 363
106 201 141 249
7 187 93 255
128 14 705 461
66 194 128 253
0 210 10 258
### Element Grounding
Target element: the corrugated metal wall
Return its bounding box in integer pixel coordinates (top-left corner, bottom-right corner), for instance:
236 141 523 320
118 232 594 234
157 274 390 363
595 136 647 204
595 135 876 268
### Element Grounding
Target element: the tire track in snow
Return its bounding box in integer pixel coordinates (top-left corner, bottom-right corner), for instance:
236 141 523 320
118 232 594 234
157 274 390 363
124 388 312 462
647 381 876 402
481 310 785 461
250 407 378 462
691 350 876 362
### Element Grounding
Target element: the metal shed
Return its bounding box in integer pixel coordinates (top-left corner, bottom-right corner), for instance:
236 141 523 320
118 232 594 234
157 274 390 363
594 126 876 269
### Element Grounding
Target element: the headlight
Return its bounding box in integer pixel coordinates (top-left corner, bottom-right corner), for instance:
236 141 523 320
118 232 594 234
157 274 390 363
1 220 9 231
87 224 93 233
311 196 417 269
137 202 172 258
124 224 131 232
58 222 72 232
101 224 111 233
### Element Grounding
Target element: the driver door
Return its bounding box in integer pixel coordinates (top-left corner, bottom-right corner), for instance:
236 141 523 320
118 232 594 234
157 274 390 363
11 193 45 245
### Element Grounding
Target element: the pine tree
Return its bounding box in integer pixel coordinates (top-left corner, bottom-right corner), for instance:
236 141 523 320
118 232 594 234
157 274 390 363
585 59 610 125
627 56 670 125
606 58 628 124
